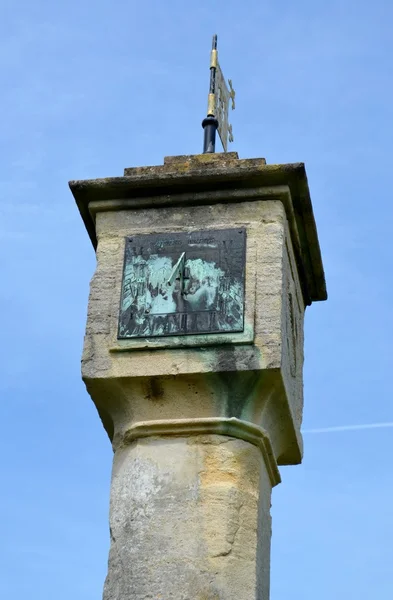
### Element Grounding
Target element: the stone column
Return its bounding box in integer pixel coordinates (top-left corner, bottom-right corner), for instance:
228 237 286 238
70 153 326 600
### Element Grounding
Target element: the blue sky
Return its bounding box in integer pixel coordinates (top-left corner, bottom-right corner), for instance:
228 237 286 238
1 0 392 598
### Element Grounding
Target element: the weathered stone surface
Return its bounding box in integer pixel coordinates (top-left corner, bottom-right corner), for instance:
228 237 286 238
104 435 273 600
70 153 327 600
82 196 305 464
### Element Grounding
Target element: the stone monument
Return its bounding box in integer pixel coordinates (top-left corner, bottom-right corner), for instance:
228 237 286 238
69 37 326 600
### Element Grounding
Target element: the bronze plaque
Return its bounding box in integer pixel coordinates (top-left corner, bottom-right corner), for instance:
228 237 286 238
118 228 246 338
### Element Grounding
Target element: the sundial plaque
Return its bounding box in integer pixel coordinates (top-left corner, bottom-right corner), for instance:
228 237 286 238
118 228 246 339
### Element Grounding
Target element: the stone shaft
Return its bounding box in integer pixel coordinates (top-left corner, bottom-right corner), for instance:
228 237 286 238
104 435 272 600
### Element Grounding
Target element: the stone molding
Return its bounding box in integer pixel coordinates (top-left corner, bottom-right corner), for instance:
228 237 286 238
122 417 281 487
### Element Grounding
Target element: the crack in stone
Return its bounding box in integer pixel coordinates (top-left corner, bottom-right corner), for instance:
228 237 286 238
211 500 244 558
103 526 126 600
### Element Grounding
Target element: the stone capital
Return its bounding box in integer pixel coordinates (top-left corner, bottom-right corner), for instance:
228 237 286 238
122 417 281 487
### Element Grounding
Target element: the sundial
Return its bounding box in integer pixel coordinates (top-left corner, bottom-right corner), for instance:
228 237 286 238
118 228 246 338
118 35 241 340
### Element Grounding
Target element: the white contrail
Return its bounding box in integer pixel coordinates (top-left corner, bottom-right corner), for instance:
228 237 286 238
302 422 393 434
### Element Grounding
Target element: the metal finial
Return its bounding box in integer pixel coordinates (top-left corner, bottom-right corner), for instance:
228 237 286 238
202 35 219 153
202 34 235 153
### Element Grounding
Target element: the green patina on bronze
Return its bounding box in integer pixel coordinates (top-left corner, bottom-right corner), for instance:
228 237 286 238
118 228 246 339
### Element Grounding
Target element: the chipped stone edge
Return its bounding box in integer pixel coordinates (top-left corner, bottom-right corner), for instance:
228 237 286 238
122 417 281 487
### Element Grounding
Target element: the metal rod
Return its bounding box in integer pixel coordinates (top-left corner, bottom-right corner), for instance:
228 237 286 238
202 34 219 153
209 34 218 100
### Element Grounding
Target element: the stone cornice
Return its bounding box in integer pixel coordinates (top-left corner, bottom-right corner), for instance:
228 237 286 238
69 155 326 304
